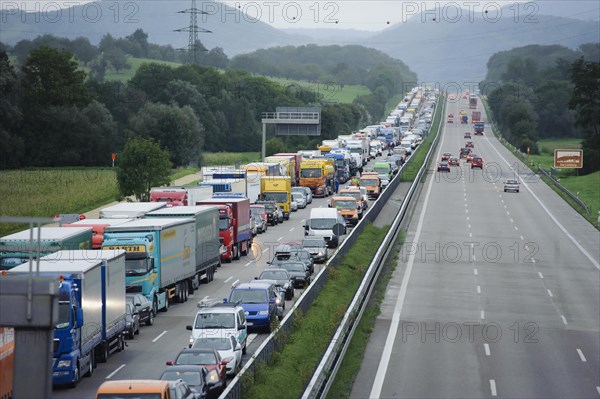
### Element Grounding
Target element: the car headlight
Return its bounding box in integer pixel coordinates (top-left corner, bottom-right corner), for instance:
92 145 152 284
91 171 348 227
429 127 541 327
208 369 220 382
275 297 282 305
57 360 71 368
258 310 269 315
189 336 195 345
318 252 323 256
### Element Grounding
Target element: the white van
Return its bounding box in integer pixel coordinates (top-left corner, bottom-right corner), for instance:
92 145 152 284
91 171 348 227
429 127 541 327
186 301 248 354
400 139 413 155
304 208 347 249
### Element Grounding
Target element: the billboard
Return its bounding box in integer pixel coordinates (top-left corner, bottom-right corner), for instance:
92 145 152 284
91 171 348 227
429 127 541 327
554 149 583 168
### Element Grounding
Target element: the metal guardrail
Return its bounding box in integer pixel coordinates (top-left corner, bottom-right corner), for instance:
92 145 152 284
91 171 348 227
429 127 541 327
220 94 443 399
301 95 445 398
538 167 590 214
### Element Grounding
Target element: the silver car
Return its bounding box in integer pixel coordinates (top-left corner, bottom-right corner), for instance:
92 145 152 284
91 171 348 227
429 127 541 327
292 192 307 209
292 187 312 204
504 179 520 193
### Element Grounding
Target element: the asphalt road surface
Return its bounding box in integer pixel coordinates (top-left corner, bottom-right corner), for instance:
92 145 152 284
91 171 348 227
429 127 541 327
351 95 600 398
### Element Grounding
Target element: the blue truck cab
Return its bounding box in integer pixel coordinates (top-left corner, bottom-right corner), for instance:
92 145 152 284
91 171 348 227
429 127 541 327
226 282 281 333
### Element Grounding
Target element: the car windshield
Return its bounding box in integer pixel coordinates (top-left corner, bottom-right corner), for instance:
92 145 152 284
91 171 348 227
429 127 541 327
280 263 305 273
310 218 337 229
260 270 288 280
250 207 265 216
193 337 232 350
175 352 217 365
229 289 268 304
374 167 389 174
335 200 356 209
293 251 311 260
506 180 519 184
302 240 324 248
360 179 378 186
161 370 202 387
292 193 303 201
194 313 235 329
340 192 361 201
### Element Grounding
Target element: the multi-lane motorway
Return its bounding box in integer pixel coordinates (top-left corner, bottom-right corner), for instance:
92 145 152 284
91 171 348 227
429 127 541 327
351 95 600 398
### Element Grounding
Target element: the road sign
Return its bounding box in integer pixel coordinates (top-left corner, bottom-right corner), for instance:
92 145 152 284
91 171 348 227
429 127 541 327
554 149 583 168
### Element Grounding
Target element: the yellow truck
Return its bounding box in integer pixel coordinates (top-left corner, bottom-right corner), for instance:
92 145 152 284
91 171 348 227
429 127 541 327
260 176 292 220
265 155 296 185
300 159 335 198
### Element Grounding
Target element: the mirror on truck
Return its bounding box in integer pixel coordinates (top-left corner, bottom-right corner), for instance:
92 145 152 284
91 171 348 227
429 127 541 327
332 223 345 236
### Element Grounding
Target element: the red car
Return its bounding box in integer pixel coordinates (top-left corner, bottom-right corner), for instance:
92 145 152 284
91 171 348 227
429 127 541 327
448 157 460 166
460 148 471 159
167 348 228 390
465 141 474 148
437 161 450 172
441 152 452 161
471 157 484 169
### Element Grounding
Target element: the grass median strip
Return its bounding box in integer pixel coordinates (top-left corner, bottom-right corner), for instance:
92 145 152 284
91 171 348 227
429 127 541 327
245 223 390 399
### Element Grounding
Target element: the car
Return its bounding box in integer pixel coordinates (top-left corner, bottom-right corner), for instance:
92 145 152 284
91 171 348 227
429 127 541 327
245 279 286 313
464 132 471 139
465 141 474 148
448 157 460 166
125 302 140 339
441 152 452 161
256 268 295 300
268 261 310 288
167 377 207 399
252 213 267 234
254 200 279 225
186 301 248 354
459 148 471 159
160 367 215 399
291 199 298 212
302 236 329 263
437 161 450 172
466 153 477 163
292 186 312 204
227 282 280 333
471 157 484 169
191 335 242 377
166 348 228 395
250 216 258 236
126 293 155 326
337 188 366 216
292 192 307 209
290 248 315 274
504 179 520 192
271 244 314 273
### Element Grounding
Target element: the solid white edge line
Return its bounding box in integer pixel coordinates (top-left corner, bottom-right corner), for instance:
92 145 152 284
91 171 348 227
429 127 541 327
106 364 126 379
484 343 490 356
486 135 600 270
490 379 497 396
152 331 167 343
576 348 587 362
369 123 443 399
246 333 258 345
224 276 232 283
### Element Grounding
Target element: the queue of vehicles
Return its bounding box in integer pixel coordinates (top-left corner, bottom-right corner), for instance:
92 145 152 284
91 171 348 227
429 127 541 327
1 86 438 398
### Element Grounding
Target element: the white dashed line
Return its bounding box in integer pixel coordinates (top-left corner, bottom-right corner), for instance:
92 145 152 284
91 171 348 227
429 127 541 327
469 233 472 237
560 315 568 325
246 333 258 346
473 255 476 261
490 379 497 396
277 236 283 241
466 209 469 214
547 289 554 297
245 261 252 267
224 277 232 283
532 259 537 263
481 310 485 320
231 279 239 287
289 227 295 232
576 349 587 362
520 235 524 240
484 343 490 356
466 216 470 221
106 364 126 379
301 219 306 224
596 386 600 395
510 218 514 223
538 272 544 279
514 226 518 231
468 224 471 229
477 285 481 294
474 268 478 275
152 331 168 343
201 296 209 303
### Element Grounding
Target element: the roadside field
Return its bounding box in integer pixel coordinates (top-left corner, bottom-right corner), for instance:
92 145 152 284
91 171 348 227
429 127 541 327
103 57 182 82
529 138 582 175
261 77 370 104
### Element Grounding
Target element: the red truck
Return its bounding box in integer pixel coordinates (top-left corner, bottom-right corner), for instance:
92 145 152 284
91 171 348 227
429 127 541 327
62 218 132 249
273 153 302 186
196 196 252 262
149 186 212 207
0 327 14 399
472 111 481 123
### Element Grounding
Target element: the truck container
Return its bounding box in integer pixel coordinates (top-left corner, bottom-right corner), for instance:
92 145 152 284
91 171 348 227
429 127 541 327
297 150 321 160
99 202 167 219
264 155 296 186
0 327 14 398
474 122 485 135
346 139 368 167
149 186 213 207
195 197 252 262
299 159 335 197
260 176 292 220
469 94 477 109
242 162 285 182
62 218 132 249
0 227 92 270
145 206 220 286
273 153 302 186
7 249 127 387
472 111 481 123
326 153 350 183
212 171 261 203
102 218 198 313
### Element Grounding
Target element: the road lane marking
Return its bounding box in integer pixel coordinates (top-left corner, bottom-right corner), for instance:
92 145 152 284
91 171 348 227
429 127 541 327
468 224 471 228
481 310 485 320
467 216 470 221
152 331 168 343
576 349 587 362
466 209 469 214
484 343 490 356
232 279 239 287
245 261 252 267
246 333 258 346
369 141 439 398
301 219 305 224
473 255 476 261
469 233 472 237
289 227 295 232
262 248 269 253
487 135 600 270
510 218 513 223
490 379 497 396
477 285 481 294
520 235 524 240
538 272 544 279
201 296 209 303
224 276 232 283
514 226 519 230
596 386 599 395
106 364 126 379
547 289 554 297
532 259 537 263
474 268 478 275
560 315 568 325
277 236 283 241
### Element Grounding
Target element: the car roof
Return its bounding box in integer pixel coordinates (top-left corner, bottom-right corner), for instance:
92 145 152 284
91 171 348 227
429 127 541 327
261 268 290 274
161 365 207 373
178 348 217 354
234 282 272 290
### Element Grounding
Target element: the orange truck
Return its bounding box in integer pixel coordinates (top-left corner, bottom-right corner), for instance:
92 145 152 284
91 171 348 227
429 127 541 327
359 173 381 199
329 196 360 226
299 159 335 197
0 327 14 399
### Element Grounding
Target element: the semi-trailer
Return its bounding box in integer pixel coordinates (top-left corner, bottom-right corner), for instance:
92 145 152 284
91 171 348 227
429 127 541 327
99 202 167 219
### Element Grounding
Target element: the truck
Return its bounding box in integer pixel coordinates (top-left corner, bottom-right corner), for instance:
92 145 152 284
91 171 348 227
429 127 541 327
62 218 132 249
346 139 368 168
7 249 127 387
273 153 302 186
99 202 167 219
145 206 221 286
469 94 477 109
326 153 350 183
260 176 292 220
0 327 14 398
103 218 198 313
299 159 334 197
0 227 92 270
472 110 481 123
264 155 295 186
196 197 252 262
243 162 285 185
474 122 485 135
149 186 213 207
210 170 261 203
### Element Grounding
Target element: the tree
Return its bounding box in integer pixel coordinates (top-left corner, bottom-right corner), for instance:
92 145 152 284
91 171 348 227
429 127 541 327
117 137 172 201
0 49 24 168
266 137 286 156
70 37 99 65
104 47 130 73
126 29 149 58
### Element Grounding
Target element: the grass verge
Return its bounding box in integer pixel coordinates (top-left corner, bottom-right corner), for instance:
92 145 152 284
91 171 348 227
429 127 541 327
245 223 390 399
326 231 406 398
170 166 199 181
201 152 261 166
0 168 119 237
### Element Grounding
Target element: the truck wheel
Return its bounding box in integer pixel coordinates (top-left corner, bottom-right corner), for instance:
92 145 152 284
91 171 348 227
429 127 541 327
117 334 125 351
152 297 158 317
233 244 240 260
162 296 169 312
85 356 93 377
241 241 248 256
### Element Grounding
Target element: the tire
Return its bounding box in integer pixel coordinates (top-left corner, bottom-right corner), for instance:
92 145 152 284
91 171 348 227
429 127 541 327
85 355 93 378
233 244 240 260
242 342 247 355
146 310 154 326
241 241 248 256
97 342 109 363
162 296 169 312
152 297 159 317
118 334 125 352
128 327 134 339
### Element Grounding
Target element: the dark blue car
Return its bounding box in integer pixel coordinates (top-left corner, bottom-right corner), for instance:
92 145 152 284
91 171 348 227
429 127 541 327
227 282 280 333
